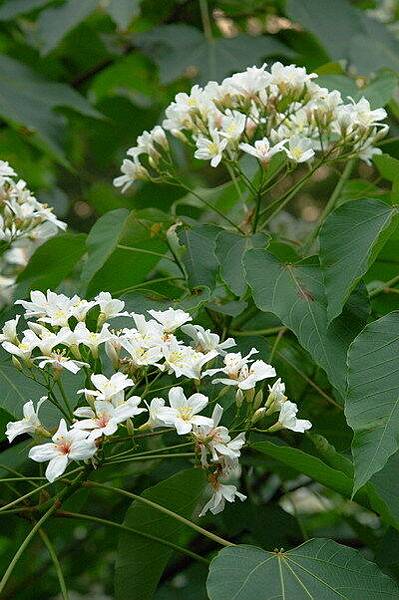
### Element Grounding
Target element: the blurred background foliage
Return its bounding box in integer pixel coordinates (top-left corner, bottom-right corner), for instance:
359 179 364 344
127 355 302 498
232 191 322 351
1 0 399 598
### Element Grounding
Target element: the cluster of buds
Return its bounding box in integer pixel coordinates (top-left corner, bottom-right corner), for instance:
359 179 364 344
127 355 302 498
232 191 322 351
114 62 388 191
2 290 311 516
0 161 66 308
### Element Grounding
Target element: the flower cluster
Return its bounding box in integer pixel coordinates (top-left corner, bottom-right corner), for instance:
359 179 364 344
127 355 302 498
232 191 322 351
0 161 66 308
2 290 311 515
114 62 388 190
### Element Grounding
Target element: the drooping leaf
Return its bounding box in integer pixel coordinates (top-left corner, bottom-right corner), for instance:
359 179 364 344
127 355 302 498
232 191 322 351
244 249 368 394
15 233 87 296
215 231 269 297
115 468 206 600
82 208 171 297
320 198 399 322
207 539 399 599
36 0 100 55
178 224 221 290
0 54 101 162
346 311 399 494
137 24 291 84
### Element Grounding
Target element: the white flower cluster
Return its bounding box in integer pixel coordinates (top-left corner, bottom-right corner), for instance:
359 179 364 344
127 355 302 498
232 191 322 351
0 161 66 308
114 62 388 190
2 290 311 516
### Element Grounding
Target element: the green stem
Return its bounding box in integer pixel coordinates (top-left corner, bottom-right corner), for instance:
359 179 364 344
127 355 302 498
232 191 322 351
179 184 244 233
57 511 210 565
85 481 234 547
57 380 73 421
104 452 195 466
369 273 399 297
231 326 286 337
107 441 194 462
116 245 176 262
114 276 184 296
39 528 69 600
302 158 355 252
0 506 56 595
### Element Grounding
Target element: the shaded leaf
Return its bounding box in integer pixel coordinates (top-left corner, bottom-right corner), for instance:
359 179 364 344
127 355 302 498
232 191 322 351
0 0 52 19
320 198 399 322
244 249 368 393
115 468 206 600
178 224 221 289
346 311 399 493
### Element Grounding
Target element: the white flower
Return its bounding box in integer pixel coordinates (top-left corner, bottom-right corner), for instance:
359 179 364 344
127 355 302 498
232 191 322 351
128 313 165 346
2 333 36 362
147 308 192 333
113 158 149 192
0 315 20 344
37 351 89 374
239 138 287 164
193 403 245 466
144 397 166 428
204 349 276 390
284 136 315 163
157 387 213 435
265 377 287 414
272 400 312 433
220 110 246 142
270 62 317 92
6 397 47 443
74 322 113 356
73 397 145 440
182 324 235 355
199 482 246 516
121 338 163 367
29 419 97 482
79 372 134 406
347 97 387 128
194 130 228 167
0 160 17 184
223 64 270 96
161 340 217 380
95 292 127 320
16 290 81 326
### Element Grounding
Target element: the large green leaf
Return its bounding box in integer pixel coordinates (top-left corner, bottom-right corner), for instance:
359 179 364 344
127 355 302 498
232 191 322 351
320 199 399 322
244 249 368 394
137 24 291 84
0 54 100 162
178 224 221 290
115 468 206 600
317 72 398 108
215 231 269 297
15 233 87 296
81 208 171 297
36 0 100 55
346 311 399 494
207 540 399 599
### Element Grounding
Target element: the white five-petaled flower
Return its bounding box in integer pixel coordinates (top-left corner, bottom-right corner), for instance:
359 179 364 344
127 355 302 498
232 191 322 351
28 419 97 482
161 339 217 380
157 387 213 435
73 397 145 440
194 129 228 167
113 158 149 192
0 315 20 344
204 349 276 390
199 482 246 516
265 378 287 414
144 397 167 429
36 351 89 374
239 137 287 164
284 136 315 163
6 397 47 443
78 372 134 406
182 324 235 355
193 403 245 467
148 308 192 333
95 292 128 320
272 400 312 433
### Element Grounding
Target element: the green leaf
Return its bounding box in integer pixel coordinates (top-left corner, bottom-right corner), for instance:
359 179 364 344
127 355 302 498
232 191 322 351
36 0 100 55
317 72 398 108
320 199 399 322
253 440 354 497
115 468 206 600
0 54 100 163
244 249 368 394
215 231 269 297
137 25 291 84
82 208 171 297
373 154 399 183
207 539 399 599
105 0 140 29
15 233 87 296
178 224 221 289
346 311 399 494
0 0 52 19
